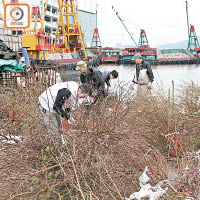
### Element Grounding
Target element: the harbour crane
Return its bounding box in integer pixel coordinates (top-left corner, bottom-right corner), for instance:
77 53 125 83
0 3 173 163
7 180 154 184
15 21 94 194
22 0 51 61
112 6 138 48
138 29 150 48
22 0 87 60
91 3 102 48
53 0 87 58
112 5 157 62
185 0 200 57
90 2 102 56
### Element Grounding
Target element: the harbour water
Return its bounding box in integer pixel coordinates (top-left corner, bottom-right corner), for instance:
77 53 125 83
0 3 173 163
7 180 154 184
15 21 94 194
64 64 200 96
98 64 200 95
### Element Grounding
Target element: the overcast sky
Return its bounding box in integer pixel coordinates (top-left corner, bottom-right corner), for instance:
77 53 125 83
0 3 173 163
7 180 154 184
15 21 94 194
96 0 200 48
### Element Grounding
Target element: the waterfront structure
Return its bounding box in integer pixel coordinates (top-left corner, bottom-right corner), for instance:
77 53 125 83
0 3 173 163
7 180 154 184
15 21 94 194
187 24 200 57
27 0 96 47
52 0 87 58
138 29 150 48
0 0 96 47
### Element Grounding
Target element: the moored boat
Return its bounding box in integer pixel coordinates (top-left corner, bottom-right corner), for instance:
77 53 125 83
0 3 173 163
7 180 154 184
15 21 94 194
120 47 157 64
101 47 121 64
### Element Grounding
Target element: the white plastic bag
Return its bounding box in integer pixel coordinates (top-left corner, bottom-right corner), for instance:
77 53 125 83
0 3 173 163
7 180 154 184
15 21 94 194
139 166 150 186
126 166 168 200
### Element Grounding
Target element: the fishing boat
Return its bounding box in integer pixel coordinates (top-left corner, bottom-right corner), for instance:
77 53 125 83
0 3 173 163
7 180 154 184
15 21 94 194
121 47 157 64
101 47 121 64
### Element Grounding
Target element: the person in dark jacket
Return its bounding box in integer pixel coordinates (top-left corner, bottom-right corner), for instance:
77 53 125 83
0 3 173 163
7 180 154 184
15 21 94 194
53 88 72 121
53 83 93 126
132 53 154 95
102 70 118 87
76 60 105 100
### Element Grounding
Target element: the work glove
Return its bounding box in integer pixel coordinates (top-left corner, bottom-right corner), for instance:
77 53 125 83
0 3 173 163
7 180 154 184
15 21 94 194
147 82 152 90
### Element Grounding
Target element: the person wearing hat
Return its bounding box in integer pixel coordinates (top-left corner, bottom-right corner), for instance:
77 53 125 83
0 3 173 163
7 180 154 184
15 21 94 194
38 81 93 132
132 53 154 96
76 60 105 100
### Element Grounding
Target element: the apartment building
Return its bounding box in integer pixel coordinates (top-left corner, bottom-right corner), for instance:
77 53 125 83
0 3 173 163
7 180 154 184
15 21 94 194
29 0 96 47
0 0 96 47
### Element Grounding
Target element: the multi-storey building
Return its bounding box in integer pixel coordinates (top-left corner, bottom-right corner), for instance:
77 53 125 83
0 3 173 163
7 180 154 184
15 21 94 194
0 0 97 48
28 0 96 47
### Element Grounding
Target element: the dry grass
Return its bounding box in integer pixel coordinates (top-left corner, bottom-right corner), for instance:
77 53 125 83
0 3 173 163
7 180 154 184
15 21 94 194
0 81 199 199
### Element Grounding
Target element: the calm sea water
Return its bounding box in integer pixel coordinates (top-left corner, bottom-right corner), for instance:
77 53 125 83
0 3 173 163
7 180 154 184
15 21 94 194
63 64 200 96
98 64 200 95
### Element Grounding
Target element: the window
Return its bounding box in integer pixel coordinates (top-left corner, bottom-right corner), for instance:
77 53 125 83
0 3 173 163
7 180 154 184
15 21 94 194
45 15 51 22
12 30 16 35
47 5 51 12
52 7 57 14
45 26 51 33
17 30 23 35
52 17 58 23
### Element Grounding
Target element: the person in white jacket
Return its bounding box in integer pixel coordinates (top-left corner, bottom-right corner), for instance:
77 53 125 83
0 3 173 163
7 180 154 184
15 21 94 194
38 81 93 132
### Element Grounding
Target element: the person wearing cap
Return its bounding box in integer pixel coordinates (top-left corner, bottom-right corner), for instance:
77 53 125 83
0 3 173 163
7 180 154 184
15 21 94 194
76 60 105 100
132 53 154 96
38 81 93 132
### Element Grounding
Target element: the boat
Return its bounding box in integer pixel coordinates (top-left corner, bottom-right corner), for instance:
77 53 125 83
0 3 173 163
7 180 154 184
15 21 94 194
101 47 121 64
87 47 102 57
120 47 157 64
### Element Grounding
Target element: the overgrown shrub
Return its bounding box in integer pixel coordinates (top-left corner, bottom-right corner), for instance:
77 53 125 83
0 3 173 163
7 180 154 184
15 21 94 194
0 81 199 199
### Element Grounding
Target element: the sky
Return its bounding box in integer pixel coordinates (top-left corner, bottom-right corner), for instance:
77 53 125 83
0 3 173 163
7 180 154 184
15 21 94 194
96 0 200 48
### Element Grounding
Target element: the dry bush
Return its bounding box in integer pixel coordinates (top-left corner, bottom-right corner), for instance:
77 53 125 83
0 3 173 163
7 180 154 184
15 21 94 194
178 81 200 113
176 151 200 199
0 81 199 199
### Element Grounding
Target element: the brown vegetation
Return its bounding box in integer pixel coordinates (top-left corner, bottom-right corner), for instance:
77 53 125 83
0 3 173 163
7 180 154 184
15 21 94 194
0 81 199 199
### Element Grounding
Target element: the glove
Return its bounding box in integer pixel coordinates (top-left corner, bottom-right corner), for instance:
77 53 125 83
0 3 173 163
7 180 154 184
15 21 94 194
147 82 152 89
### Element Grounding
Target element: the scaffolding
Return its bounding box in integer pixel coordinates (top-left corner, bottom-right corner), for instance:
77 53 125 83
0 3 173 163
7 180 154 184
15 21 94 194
53 0 87 58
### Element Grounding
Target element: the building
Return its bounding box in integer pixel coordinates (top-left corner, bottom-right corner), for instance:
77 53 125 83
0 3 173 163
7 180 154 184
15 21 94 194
0 0 96 48
1 0 96 47
28 0 96 47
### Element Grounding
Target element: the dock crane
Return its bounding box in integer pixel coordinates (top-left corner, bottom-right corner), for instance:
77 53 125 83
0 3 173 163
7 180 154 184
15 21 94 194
112 6 138 48
22 0 52 61
112 6 157 61
138 29 150 48
185 0 200 57
90 3 102 57
91 3 102 48
53 0 87 58
22 0 87 61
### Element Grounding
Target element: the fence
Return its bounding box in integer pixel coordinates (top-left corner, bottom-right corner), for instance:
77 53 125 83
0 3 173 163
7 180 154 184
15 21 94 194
0 27 22 52
0 65 60 91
